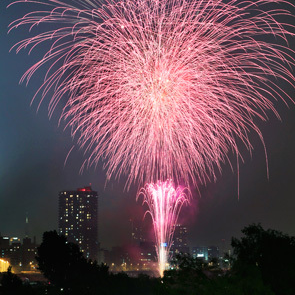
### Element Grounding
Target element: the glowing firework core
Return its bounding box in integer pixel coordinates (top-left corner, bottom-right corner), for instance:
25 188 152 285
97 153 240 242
139 180 189 276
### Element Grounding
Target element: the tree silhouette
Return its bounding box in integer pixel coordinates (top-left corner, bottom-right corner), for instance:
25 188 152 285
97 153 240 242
231 223 295 295
0 266 22 294
163 253 274 295
36 231 109 294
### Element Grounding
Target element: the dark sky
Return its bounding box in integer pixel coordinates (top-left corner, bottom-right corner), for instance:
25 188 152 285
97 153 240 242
0 0 295 251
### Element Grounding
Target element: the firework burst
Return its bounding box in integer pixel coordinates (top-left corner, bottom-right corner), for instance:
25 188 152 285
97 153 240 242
9 0 295 188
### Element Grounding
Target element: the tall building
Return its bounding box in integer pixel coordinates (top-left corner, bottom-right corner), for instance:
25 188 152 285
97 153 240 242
58 186 98 260
9 237 22 266
130 219 145 245
0 235 13 261
139 241 157 267
170 224 189 256
0 235 9 253
208 246 220 260
22 237 38 269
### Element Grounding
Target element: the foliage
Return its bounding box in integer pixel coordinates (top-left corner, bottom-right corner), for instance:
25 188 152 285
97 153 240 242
231 223 295 295
36 231 109 295
0 266 34 295
32 226 295 295
162 252 274 295
0 266 22 294
36 231 161 295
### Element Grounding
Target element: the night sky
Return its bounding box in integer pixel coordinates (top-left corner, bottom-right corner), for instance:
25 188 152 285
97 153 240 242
1 0 295 252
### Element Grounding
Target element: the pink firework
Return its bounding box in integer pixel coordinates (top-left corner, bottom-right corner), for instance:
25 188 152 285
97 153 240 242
9 0 295 188
138 180 189 276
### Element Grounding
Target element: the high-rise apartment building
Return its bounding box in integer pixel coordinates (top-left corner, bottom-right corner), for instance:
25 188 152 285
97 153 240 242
170 224 189 256
58 186 98 260
208 246 220 260
130 219 146 245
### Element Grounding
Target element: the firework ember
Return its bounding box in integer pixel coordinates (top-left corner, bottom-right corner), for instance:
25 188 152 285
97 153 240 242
9 0 295 188
138 180 189 276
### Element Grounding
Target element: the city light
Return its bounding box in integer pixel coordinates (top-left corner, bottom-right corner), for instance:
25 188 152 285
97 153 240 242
0 258 10 272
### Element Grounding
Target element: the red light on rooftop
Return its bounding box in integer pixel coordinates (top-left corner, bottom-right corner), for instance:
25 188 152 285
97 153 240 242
77 186 92 192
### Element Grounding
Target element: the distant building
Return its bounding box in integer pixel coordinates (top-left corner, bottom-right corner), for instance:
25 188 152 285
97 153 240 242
97 248 109 264
22 237 37 268
0 234 38 272
170 224 189 256
105 242 157 272
9 237 22 266
208 246 219 260
191 246 220 262
0 235 9 258
192 246 209 261
130 219 145 245
139 241 156 263
58 186 99 260
0 236 13 261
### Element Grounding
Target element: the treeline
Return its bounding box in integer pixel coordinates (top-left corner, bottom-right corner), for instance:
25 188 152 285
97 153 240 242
1 224 295 295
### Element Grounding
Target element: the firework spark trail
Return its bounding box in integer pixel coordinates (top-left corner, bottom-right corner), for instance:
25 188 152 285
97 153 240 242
9 0 295 189
138 180 189 276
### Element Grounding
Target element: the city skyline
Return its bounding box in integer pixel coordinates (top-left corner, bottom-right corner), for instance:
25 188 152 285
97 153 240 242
1 0 295 253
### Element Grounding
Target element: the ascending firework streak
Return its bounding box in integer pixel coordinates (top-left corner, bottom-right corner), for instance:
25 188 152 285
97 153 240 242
138 180 189 276
9 0 295 275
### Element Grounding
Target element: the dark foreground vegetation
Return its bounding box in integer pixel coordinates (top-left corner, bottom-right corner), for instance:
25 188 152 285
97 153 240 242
1 224 295 295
